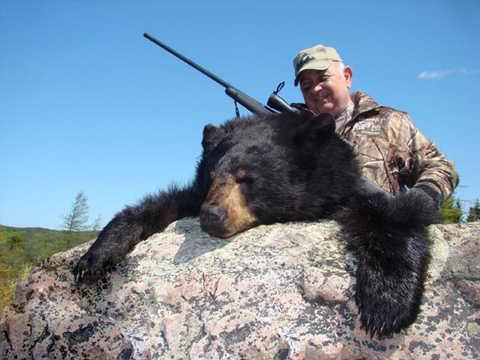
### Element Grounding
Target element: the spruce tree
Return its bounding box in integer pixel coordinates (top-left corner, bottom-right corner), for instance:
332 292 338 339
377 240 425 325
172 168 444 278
467 199 480 222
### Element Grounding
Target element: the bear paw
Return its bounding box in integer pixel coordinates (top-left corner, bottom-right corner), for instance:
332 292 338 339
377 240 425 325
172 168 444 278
355 269 424 338
74 251 113 285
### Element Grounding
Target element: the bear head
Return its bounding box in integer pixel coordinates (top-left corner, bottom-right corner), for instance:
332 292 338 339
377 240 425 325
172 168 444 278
198 111 357 238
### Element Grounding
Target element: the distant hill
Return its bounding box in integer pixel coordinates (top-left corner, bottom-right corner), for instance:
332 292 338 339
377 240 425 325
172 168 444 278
0 224 98 308
0 224 98 245
1 224 62 233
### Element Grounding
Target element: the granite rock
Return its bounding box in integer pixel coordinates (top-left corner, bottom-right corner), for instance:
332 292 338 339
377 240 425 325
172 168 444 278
0 219 479 359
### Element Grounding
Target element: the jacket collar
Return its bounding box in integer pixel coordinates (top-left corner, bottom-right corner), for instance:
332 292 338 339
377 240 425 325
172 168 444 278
350 91 382 119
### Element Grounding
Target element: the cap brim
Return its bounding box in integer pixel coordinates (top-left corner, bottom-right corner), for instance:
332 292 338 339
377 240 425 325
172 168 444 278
294 59 333 86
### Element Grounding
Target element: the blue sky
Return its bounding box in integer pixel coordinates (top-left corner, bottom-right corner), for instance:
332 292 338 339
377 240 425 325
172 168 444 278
1 1 479 229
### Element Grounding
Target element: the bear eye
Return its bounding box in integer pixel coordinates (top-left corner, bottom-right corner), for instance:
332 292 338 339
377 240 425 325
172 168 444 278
236 176 254 184
235 171 254 184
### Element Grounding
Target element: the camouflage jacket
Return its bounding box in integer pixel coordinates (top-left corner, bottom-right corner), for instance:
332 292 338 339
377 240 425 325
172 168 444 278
295 91 459 201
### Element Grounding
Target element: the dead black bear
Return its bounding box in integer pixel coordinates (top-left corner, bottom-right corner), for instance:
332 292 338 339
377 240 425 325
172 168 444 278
74 110 437 337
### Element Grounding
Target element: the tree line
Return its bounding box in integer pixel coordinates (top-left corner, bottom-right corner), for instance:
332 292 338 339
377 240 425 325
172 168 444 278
440 196 480 224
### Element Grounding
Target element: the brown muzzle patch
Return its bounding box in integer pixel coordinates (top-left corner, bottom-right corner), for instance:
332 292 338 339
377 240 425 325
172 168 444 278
200 171 258 238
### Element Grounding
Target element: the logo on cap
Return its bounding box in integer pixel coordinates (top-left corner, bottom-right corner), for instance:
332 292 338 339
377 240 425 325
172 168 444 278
295 53 316 72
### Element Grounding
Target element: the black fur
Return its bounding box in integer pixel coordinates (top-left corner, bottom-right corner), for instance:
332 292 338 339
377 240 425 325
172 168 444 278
337 189 435 337
74 111 437 337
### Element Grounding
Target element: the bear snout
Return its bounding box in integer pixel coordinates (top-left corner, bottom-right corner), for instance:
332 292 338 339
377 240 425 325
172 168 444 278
199 203 228 237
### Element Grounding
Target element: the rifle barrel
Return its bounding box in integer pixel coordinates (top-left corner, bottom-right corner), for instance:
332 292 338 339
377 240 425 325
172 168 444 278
143 33 232 89
225 88 271 115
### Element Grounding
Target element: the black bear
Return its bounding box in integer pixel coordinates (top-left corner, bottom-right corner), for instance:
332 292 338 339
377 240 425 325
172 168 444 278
74 110 437 337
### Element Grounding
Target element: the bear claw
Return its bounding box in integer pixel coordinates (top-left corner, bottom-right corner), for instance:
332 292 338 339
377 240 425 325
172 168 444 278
74 254 109 285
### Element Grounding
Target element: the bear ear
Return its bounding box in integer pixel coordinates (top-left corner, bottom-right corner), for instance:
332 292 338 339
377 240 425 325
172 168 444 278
202 124 224 153
307 113 336 142
293 113 336 146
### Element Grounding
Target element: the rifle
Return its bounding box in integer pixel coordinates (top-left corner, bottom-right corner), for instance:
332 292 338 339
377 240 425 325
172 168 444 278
143 33 293 116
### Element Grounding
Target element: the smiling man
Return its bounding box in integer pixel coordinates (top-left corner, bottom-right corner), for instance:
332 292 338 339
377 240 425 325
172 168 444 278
292 44 458 204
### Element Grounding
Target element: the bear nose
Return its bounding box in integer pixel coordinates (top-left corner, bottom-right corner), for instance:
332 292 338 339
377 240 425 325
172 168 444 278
200 203 226 234
200 204 223 227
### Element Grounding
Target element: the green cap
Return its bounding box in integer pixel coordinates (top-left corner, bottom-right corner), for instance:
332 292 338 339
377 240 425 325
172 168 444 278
293 44 343 86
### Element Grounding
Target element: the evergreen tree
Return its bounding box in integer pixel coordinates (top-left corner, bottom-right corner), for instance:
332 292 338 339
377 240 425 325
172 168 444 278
91 215 102 232
61 191 90 232
440 196 463 224
467 199 480 222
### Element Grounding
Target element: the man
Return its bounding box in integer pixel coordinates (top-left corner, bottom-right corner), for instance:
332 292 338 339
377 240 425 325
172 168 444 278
292 44 458 204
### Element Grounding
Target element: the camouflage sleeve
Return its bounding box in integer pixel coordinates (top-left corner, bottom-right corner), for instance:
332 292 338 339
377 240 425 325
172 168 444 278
389 112 459 202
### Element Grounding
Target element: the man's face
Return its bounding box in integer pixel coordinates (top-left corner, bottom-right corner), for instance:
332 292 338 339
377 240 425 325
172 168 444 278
298 62 353 117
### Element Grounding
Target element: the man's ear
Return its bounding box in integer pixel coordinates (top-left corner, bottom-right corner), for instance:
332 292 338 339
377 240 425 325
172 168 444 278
344 65 353 89
202 124 224 154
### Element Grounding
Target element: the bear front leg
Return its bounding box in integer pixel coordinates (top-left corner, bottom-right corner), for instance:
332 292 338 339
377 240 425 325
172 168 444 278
74 212 143 284
353 232 429 337
339 191 435 337
74 186 203 285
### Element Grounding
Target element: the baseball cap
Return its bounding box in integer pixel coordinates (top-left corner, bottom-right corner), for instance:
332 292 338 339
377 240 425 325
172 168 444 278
293 44 343 86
